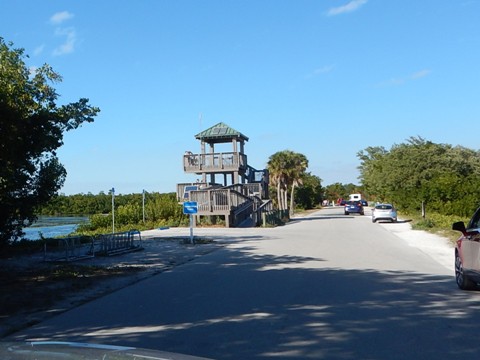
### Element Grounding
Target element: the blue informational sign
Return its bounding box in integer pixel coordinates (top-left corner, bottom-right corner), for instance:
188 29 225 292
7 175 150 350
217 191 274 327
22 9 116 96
183 201 198 214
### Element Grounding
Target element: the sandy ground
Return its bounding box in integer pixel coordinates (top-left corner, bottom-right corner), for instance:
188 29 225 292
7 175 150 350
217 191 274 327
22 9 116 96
0 214 455 340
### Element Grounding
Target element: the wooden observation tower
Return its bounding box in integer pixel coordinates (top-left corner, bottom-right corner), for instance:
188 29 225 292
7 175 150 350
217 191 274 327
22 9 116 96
177 122 271 227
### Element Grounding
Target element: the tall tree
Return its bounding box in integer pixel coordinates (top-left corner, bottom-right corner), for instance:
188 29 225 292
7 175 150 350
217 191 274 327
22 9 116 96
0 38 99 244
357 137 480 216
267 150 309 215
286 152 308 215
295 172 323 209
267 151 288 211
357 146 388 201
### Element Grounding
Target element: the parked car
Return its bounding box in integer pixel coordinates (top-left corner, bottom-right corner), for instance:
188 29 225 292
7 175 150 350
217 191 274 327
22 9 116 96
452 207 480 290
344 201 364 215
371 204 397 223
337 198 347 206
360 199 368 207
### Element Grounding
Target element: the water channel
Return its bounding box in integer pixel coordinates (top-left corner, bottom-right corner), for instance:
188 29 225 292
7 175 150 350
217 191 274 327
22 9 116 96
23 216 89 240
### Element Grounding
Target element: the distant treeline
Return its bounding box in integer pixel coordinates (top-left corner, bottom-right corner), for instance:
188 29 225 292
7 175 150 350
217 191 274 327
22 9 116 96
38 192 187 232
38 191 167 216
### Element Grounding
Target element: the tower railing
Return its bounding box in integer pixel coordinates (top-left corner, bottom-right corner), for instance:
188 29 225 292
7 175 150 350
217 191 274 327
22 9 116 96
183 152 247 173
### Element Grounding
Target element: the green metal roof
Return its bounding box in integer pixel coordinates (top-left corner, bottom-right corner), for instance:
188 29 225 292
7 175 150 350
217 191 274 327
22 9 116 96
195 122 249 142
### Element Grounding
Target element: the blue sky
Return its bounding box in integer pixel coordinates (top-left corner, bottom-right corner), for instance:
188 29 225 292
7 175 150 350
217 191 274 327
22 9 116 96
2 0 479 195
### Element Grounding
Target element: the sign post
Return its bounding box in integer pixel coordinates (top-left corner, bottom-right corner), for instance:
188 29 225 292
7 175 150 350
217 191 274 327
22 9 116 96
110 187 115 234
183 201 198 244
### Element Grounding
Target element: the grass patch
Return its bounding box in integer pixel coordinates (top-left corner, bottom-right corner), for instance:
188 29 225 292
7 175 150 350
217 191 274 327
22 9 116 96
402 211 468 243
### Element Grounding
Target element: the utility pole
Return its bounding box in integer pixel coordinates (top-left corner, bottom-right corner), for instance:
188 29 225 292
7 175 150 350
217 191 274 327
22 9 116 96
142 189 146 224
111 187 115 234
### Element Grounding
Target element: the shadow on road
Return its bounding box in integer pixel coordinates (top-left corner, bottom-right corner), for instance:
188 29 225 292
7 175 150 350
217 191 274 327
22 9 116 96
288 215 359 223
12 242 480 360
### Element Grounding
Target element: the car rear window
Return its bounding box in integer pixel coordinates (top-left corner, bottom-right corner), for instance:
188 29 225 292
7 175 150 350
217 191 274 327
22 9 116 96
375 205 392 210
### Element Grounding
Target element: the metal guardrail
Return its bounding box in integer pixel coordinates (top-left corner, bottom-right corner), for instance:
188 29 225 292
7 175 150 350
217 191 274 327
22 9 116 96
98 230 142 256
43 236 95 262
262 209 288 227
43 230 143 261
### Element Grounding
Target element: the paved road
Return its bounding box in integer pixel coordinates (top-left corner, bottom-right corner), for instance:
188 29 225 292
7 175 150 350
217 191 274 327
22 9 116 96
9 208 480 359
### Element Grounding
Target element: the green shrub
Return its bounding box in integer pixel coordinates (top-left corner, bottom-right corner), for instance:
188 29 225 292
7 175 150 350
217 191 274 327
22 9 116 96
402 210 471 242
412 218 436 230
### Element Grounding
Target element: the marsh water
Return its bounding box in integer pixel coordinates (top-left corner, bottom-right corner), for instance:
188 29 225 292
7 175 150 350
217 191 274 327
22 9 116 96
23 216 89 240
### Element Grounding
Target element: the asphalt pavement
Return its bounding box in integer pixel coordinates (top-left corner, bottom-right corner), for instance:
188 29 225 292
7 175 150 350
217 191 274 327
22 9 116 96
10 207 480 360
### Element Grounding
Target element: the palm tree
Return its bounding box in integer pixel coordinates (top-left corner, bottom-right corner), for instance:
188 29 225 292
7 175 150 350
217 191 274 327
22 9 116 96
267 150 309 216
283 151 308 215
267 151 288 211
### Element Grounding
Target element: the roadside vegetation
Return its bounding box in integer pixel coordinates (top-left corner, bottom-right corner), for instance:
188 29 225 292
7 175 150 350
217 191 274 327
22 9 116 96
357 136 480 218
0 38 99 248
400 211 469 243
357 136 480 242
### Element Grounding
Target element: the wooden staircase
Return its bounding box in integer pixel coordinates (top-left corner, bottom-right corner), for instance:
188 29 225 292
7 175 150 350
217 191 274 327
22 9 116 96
177 183 273 227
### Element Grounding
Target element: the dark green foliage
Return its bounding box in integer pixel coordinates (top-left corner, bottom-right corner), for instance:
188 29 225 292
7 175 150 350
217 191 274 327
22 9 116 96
294 172 323 209
0 38 99 245
39 192 127 216
358 136 480 216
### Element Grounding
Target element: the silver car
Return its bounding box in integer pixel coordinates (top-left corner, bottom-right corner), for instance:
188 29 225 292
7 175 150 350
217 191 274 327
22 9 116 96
372 204 397 223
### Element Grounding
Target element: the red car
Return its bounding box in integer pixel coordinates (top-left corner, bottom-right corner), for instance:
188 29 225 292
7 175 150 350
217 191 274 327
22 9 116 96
452 207 480 290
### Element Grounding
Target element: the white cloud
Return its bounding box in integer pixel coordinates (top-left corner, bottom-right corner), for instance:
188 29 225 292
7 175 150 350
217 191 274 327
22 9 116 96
410 69 432 79
377 69 432 87
313 65 335 75
50 11 74 25
33 44 45 56
53 27 77 56
385 77 405 86
48 11 77 56
306 65 335 78
327 0 368 16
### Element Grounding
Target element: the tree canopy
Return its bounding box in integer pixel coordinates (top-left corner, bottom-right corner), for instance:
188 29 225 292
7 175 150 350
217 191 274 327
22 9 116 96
0 38 100 244
357 136 480 216
323 182 361 204
294 172 323 210
267 150 309 215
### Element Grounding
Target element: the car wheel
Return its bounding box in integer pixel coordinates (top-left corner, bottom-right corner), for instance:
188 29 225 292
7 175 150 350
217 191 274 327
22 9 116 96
455 252 476 290
360 211 364 215
345 212 349 215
